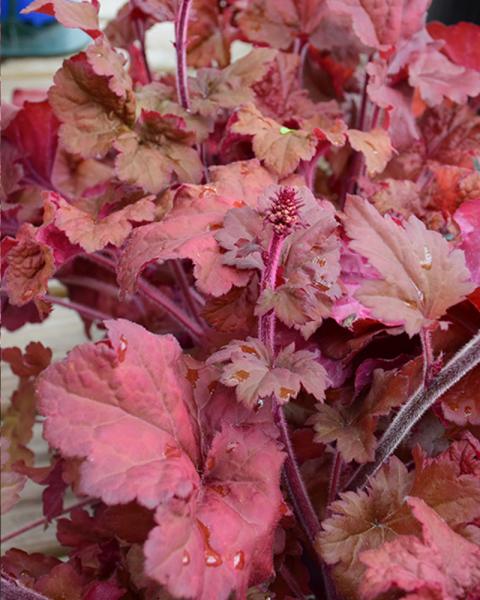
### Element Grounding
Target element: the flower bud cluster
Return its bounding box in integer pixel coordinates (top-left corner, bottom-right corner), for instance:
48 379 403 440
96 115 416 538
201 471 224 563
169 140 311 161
264 186 301 236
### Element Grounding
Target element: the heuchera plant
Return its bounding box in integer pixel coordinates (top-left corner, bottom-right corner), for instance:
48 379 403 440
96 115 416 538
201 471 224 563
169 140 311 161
1 0 480 598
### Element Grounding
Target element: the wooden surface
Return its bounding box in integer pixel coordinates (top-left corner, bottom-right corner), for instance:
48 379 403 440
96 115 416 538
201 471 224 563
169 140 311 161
1 307 89 553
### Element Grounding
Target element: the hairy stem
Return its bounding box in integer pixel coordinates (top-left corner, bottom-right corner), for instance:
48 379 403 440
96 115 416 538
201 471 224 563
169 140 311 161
44 294 112 323
1 575 49 600
175 0 193 110
347 331 480 491
0 498 93 544
259 233 321 545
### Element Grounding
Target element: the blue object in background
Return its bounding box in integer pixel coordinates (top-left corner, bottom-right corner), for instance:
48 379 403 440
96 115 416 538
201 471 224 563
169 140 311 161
1 0 55 25
1 0 90 58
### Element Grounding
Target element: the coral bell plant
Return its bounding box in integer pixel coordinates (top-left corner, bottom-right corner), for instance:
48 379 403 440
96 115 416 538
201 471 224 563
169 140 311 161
1 0 480 598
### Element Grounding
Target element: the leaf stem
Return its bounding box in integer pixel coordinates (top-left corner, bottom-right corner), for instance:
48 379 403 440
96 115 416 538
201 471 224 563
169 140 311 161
0 498 93 545
43 294 112 323
85 253 205 342
346 330 480 491
327 451 343 504
138 278 205 341
175 0 193 110
133 12 152 83
169 260 206 326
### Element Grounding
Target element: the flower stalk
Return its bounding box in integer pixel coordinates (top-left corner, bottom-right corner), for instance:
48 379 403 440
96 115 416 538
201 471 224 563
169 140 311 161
175 0 193 110
258 188 321 545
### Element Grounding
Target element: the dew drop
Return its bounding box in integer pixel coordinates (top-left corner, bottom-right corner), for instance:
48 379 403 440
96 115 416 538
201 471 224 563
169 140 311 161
117 335 128 362
420 245 433 270
182 550 190 565
254 398 264 412
450 403 459 412
197 519 223 567
464 406 472 416
233 550 245 570
205 551 222 567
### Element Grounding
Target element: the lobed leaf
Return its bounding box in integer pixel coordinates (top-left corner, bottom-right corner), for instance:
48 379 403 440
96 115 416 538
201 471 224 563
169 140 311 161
343 195 474 336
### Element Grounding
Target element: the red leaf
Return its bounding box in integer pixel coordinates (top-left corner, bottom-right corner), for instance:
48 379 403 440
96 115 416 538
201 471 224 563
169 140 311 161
3 100 59 189
360 497 480 600
144 424 285 600
455 199 480 286
326 0 430 49
343 195 474 336
37 319 200 508
46 191 156 253
118 161 274 297
428 21 480 71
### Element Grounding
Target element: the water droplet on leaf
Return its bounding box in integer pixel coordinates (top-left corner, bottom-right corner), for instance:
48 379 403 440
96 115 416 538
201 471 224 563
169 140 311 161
233 551 245 570
117 335 128 362
197 519 222 567
254 398 264 412
182 550 190 565
420 245 433 270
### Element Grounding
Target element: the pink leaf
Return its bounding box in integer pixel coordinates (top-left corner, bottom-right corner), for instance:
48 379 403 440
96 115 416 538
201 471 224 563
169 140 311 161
118 161 274 297
360 497 480 600
454 199 480 286
46 191 156 253
326 0 429 49
347 128 393 175
144 424 285 600
409 47 480 107
36 320 200 508
343 195 474 336
208 337 327 408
